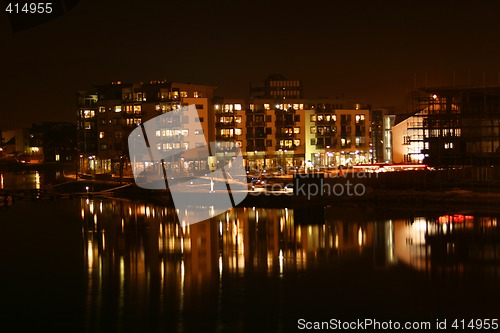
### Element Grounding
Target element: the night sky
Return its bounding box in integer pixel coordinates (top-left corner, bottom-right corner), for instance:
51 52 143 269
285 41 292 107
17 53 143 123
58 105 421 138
2 0 500 128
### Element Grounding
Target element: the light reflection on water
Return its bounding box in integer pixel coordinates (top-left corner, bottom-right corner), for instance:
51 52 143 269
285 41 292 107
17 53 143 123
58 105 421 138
1 191 499 331
0 170 59 190
78 197 500 330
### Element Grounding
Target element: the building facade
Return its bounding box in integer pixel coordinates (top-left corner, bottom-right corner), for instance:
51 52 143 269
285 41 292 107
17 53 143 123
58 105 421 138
394 86 500 166
250 74 303 99
214 98 383 172
77 81 216 175
78 80 393 176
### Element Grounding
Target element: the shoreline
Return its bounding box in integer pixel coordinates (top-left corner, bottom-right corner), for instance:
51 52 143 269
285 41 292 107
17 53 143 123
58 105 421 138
34 177 500 214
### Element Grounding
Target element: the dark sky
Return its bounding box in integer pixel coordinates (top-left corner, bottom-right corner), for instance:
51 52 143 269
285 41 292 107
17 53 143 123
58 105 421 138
2 0 500 128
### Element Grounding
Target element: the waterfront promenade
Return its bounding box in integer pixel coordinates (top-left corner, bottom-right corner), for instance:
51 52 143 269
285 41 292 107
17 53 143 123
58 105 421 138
4 169 496 214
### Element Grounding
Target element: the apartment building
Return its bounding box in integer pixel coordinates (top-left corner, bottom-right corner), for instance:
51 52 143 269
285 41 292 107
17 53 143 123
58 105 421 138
250 74 303 99
214 98 305 171
214 98 381 172
77 81 215 175
78 79 393 176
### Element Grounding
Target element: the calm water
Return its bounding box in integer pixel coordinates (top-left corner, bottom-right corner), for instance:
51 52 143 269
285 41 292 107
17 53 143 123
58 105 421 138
1 171 500 332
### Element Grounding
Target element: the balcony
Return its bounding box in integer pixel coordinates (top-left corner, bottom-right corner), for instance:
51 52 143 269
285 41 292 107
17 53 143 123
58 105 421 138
246 108 265 114
216 121 235 127
275 120 295 126
246 146 266 152
276 133 298 139
275 146 296 151
247 121 266 126
216 134 235 140
246 133 266 139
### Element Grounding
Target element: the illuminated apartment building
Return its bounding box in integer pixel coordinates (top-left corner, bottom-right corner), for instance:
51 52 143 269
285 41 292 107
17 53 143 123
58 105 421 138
305 102 374 167
77 81 215 175
78 79 393 176
214 98 305 171
214 98 382 171
250 74 303 99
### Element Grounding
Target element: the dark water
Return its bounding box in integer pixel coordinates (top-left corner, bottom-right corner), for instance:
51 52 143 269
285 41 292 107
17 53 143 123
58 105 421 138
0 170 63 190
0 172 500 332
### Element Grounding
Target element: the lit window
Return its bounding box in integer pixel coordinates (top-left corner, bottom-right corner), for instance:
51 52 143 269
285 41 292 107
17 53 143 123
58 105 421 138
114 105 122 112
180 91 188 98
99 132 105 139
294 139 300 146
234 104 242 111
235 128 242 136
264 104 270 110
83 110 95 118
294 127 300 134
99 106 106 113
194 91 199 98
134 105 141 113
194 129 203 135
355 114 365 123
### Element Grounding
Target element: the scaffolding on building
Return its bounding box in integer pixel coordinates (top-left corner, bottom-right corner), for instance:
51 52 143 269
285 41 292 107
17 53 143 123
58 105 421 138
402 85 500 186
407 86 500 167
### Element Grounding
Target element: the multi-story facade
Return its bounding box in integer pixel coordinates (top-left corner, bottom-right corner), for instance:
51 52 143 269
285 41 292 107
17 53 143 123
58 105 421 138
214 98 381 172
214 98 305 171
304 102 373 167
29 122 77 163
370 108 396 164
250 74 303 99
394 86 500 166
78 80 393 176
77 81 216 175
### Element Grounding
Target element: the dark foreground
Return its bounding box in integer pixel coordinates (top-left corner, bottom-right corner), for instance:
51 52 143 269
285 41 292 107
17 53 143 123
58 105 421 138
0 197 499 332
